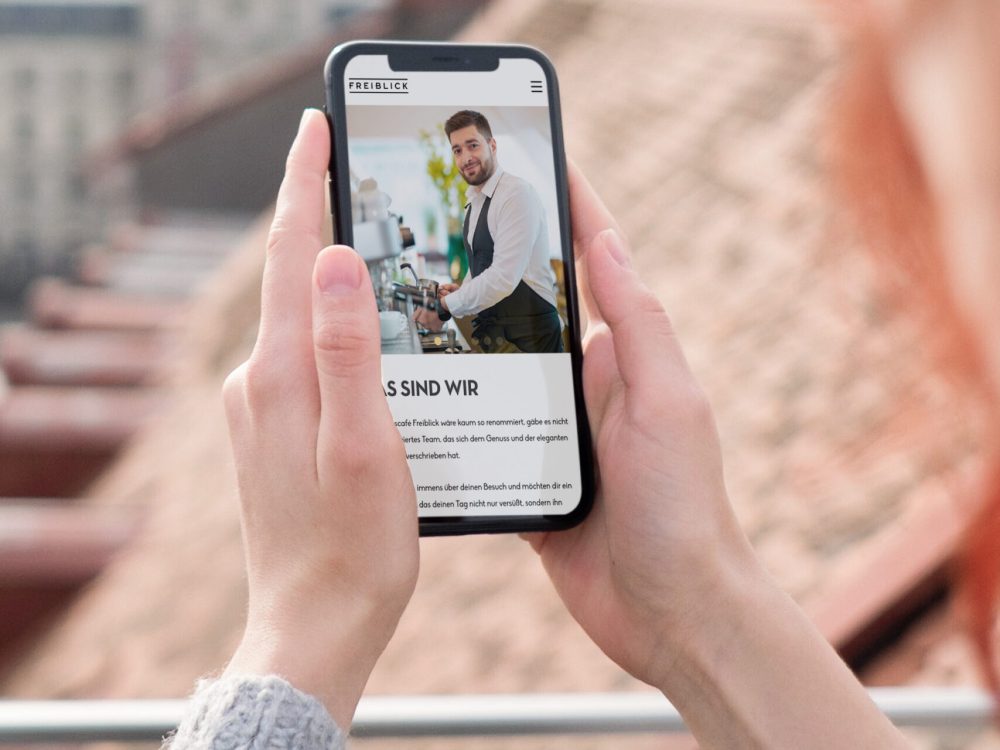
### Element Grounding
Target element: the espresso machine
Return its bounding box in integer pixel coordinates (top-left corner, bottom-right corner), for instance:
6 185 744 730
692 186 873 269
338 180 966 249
352 177 458 352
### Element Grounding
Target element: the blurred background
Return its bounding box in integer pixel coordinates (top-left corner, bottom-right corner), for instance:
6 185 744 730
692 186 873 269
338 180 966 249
1 0 998 748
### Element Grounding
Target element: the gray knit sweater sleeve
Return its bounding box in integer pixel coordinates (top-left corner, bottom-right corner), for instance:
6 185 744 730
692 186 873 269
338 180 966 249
166 675 346 749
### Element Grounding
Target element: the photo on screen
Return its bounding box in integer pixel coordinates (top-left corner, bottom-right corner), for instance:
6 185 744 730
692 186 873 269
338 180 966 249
345 105 570 356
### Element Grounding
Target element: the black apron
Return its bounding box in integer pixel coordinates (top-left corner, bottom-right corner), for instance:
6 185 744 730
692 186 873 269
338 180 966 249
463 187 563 353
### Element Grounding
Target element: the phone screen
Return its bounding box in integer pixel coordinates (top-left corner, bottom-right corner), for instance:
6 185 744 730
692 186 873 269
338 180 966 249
330 46 590 531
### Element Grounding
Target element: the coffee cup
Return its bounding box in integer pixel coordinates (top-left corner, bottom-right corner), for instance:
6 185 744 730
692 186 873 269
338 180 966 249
379 310 407 341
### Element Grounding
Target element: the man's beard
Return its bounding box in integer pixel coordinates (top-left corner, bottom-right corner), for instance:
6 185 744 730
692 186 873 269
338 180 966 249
463 158 495 186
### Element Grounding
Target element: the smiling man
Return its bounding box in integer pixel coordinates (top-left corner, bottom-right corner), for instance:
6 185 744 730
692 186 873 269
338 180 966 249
430 109 563 353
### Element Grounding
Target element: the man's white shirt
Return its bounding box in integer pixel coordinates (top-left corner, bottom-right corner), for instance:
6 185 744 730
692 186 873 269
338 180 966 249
445 167 559 319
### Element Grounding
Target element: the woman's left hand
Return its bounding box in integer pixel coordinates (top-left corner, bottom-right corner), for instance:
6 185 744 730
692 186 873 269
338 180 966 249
221 109 419 730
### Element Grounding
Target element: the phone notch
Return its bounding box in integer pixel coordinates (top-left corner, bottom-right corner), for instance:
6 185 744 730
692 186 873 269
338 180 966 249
388 48 499 72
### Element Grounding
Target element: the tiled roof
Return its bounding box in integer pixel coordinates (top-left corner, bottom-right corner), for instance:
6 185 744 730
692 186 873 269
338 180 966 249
1 0 992 747
0 214 247 499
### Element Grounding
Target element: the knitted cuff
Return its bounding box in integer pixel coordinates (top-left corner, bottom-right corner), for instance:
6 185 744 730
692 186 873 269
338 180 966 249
166 674 345 749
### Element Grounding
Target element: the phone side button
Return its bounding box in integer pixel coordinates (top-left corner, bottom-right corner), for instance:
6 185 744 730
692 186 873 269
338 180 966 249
328 178 336 208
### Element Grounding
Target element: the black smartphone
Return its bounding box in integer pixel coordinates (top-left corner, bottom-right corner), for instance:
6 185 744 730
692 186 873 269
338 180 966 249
324 40 593 536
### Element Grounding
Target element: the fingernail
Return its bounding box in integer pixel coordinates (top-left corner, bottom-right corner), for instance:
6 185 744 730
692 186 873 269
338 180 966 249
600 229 630 268
317 248 363 295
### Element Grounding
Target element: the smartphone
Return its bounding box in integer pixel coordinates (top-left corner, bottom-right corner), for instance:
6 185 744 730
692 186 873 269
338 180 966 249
324 41 593 535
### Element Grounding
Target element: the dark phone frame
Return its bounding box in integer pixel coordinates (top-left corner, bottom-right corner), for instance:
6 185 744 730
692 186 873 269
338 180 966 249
323 40 594 536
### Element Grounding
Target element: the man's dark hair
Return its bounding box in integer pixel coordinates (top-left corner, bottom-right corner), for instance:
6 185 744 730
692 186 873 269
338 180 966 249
444 110 493 141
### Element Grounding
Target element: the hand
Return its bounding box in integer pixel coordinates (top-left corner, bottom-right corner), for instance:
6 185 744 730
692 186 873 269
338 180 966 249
413 305 445 332
221 109 419 729
523 163 754 688
437 282 459 313
526 165 908 749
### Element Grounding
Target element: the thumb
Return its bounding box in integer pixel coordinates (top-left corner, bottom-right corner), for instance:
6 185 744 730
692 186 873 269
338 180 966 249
586 229 694 398
312 245 388 458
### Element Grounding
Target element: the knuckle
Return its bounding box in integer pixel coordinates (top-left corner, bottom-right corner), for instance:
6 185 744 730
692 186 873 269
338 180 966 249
221 364 249 424
265 215 291 247
313 317 374 375
264 222 293 259
583 320 610 349
633 289 674 334
241 354 286 409
330 435 381 478
265 220 321 261
330 419 403 478
612 288 675 352
222 363 246 404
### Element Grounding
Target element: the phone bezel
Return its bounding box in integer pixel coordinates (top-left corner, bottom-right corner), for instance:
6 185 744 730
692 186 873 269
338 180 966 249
323 40 594 536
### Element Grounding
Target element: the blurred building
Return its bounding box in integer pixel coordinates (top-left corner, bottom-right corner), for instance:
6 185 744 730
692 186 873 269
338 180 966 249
0 0 388 300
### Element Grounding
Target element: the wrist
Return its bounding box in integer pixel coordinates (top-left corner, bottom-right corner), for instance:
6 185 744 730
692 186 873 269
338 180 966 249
653 549 906 749
651 558 794 746
649 537 771 691
225 599 393 730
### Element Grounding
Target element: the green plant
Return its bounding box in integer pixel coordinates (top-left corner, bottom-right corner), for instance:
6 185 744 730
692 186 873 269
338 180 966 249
419 125 467 233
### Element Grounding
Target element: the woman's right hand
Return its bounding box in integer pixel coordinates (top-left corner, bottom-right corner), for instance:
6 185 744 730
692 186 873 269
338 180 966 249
525 165 908 749
523 164 756 688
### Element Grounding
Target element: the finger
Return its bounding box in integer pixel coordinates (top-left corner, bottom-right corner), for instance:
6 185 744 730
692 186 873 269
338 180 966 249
567 161 628 326
311 246 396 478
257 109 331 359
586 228 693 400
581 322 622 430
568 160 625 257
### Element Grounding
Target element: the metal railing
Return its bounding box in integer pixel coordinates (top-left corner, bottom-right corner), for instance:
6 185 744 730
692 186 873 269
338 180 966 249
0 688 994 743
